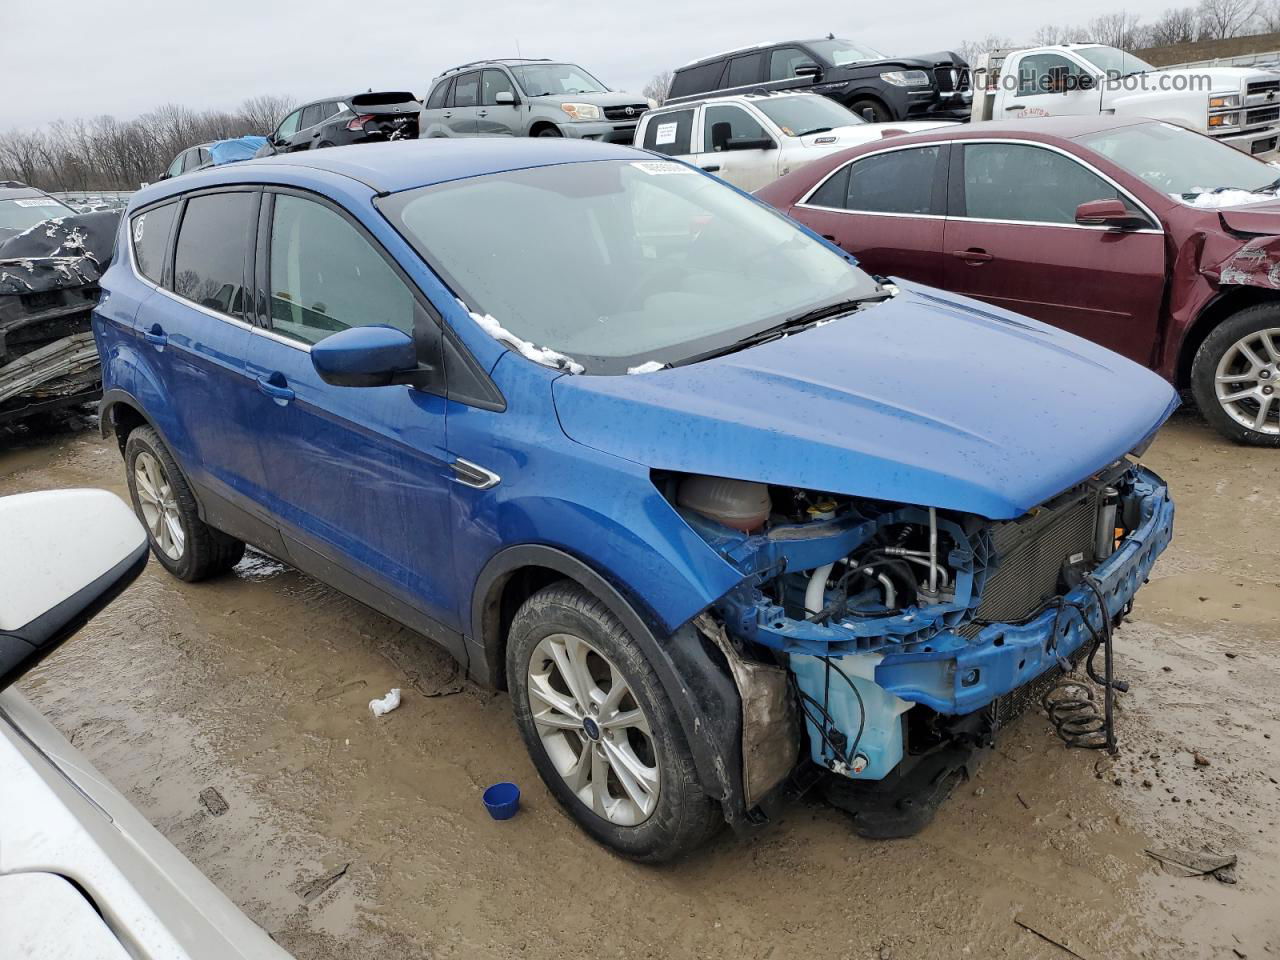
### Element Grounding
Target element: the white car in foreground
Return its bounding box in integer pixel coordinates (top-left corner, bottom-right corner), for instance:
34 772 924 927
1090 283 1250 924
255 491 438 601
634 91 954 191
0 489 291 960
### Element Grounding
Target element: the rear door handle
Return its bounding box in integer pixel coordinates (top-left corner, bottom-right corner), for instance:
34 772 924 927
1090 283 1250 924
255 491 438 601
256 374 295 404
143 324 167 347
477 110 488 117
952 248 994 264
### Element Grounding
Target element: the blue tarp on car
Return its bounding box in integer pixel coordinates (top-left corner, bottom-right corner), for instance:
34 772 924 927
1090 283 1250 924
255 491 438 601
209 136 269 166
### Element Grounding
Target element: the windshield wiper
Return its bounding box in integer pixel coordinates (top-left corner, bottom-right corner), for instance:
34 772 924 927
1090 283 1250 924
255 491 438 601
798 126 834 136
674 298 871 367
1252 176 1280 194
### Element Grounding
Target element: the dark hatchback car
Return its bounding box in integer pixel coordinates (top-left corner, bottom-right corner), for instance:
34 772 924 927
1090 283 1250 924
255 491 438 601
263 93 420 153
758 115 1280 446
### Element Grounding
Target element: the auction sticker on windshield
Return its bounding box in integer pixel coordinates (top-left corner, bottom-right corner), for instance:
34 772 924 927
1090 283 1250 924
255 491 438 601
13 198 62 207
632 161 694 176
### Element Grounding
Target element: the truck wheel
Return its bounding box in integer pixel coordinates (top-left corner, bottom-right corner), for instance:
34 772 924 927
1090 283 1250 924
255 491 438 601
848 98 891 123
506 582 720 861
1191 304 1280 446
124 426 246 580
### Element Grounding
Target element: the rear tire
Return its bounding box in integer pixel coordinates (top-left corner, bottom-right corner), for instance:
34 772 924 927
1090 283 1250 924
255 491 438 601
506 582 720 861
1190 304 1280 446
124 426 245 581
847 98 891 123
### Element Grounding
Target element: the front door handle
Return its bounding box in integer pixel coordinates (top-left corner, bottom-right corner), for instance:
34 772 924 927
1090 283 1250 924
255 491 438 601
143 324 168 347
442 111 452 118
256 374 295 404
700 163 721 172
952 248 994 264
477 110 488 117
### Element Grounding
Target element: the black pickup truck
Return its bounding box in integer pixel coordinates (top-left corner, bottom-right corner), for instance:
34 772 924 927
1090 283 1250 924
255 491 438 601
665 36 970 122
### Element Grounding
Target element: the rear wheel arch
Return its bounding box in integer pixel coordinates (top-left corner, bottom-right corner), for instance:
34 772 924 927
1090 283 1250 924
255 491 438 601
100 391 152 457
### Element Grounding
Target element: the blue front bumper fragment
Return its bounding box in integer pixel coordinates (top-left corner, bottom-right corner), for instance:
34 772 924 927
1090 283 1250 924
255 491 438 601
875 469 1174 716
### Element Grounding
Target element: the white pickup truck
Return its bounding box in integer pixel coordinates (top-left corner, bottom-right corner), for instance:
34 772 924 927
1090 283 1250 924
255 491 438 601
971 43 1280 158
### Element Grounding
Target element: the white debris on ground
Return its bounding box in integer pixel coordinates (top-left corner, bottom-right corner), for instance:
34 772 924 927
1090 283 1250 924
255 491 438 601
627 361 666 375
233 548 288 582
466 308 585 375
1179 188 1278 209
369 688 402 717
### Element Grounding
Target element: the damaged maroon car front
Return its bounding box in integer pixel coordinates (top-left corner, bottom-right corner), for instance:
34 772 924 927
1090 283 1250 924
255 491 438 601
756 116 1280 446
0 184 119 427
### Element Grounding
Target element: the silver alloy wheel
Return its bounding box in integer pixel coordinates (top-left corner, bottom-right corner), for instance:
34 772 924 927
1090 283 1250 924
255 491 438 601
1216 327 1280 436
133 450 184 561
527 633 660 826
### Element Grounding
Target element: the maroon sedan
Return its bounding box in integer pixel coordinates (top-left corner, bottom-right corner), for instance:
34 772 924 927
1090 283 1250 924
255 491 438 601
756 115 1280 446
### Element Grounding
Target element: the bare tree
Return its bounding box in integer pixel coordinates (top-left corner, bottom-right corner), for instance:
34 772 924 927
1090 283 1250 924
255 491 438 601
956 34 1014 65
642 70 674 106
1086 11 1145 47
1147 6 1201 43
1030 24 1072 45
239 94 296 134
1257 0 1280 31
1196 0 1261 38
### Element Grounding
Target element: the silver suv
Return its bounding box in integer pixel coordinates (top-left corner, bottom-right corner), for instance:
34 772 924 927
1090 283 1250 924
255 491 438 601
419 59 649 142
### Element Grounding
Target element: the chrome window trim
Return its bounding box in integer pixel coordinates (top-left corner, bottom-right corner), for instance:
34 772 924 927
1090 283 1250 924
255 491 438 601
126 201 311 353
795 137 1164 235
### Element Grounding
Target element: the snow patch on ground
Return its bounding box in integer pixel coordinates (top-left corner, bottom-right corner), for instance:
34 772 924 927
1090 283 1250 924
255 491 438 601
468 310 585 375
234 548 288 582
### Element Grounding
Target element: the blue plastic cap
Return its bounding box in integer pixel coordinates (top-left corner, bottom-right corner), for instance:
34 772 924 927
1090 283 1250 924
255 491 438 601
483 781 521 820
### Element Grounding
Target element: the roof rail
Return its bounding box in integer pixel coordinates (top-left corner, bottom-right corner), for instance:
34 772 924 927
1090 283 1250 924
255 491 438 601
438 57 551 76
0 180 28 189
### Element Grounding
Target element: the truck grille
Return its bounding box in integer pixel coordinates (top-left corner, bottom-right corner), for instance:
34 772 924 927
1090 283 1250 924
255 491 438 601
1246 105 1280 126
603 104 648 121
934 65 969 92
960 485 1101 637
1248 79 1280 97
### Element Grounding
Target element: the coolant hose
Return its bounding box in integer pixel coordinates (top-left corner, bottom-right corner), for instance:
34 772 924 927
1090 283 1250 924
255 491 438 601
805 563 835 615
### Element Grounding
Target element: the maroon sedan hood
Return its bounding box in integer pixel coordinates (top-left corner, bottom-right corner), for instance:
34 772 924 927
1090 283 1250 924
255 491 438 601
1217 201 1280 235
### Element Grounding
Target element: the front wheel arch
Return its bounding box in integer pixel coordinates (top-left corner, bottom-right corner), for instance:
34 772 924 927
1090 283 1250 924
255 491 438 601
1176 287 1280 389
470 544 746 823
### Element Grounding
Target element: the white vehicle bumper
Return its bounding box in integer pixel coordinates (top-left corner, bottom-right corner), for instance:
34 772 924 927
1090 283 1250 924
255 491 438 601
1213 125 1280 159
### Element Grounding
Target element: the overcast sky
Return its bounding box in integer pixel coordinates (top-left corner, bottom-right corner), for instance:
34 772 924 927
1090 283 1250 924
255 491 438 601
5 0 1179 130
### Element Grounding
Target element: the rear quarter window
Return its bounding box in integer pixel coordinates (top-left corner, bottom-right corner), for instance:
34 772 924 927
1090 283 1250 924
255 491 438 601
669 60 725 99
130 201 179 284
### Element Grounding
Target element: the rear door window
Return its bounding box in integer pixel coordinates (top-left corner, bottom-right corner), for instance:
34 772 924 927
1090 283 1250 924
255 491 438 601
131 200 179 284
172 192 256 317
268 193 416 345
299 103 325 129
640 109 695 156
724 52 765 89
453 72 480 107
703 104 769 152
961 143 1123 223
844 146 943 215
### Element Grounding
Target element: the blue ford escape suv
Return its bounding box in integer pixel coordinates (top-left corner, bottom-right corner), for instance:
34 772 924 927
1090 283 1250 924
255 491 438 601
94 139 1177 861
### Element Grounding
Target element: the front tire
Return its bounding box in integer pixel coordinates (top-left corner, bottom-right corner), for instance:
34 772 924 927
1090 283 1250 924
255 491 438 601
506 582 720 861
847 98 891 123
124 426 245 580
1191 304 1280 446
534 125 563 137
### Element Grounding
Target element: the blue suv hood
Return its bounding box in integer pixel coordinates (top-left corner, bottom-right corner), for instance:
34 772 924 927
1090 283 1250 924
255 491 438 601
552 283 1178 520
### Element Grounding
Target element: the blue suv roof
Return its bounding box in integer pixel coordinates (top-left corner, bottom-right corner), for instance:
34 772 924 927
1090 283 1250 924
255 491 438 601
251 138 649 193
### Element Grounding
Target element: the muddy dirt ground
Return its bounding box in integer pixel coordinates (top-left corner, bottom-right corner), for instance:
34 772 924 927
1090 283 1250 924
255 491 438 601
2 408 1277 959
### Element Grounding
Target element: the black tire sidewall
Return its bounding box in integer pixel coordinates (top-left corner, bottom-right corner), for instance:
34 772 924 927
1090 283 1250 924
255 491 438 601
847 98 891 123
1191 304 1280 447
506 585 715 861
535 126 563 137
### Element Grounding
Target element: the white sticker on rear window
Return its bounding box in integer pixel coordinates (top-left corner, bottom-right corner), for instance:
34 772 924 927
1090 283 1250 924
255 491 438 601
13 197 61 207
631 161 694 176
132 216 145 242
654 122 678 146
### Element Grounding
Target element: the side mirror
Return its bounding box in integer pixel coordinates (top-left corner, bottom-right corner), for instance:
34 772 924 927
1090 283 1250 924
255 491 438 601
311 325 424 388
726 136 776 151
794 65 822 78
494 91 517 105
1075 198 1145 230
0 490 148 692
861 107 877 122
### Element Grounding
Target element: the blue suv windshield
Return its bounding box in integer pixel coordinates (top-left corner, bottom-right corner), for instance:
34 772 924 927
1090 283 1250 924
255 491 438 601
379 159 878 373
